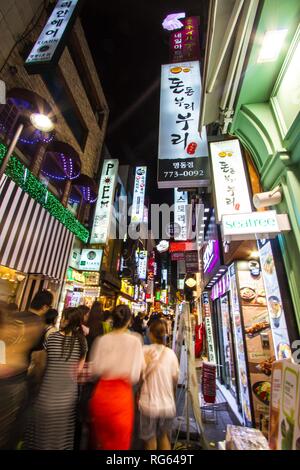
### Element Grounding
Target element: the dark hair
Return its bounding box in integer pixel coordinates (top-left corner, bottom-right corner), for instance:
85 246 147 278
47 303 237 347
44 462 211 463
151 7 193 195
86 301 103 339
60 307 86 361
113 305 132 329
77 305 90 322
103 309 112 322
45 308 58 326
150 319 167 345
30 290 53 310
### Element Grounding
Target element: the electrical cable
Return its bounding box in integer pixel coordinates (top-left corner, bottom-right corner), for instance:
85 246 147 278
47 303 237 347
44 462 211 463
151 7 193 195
0 0 48 75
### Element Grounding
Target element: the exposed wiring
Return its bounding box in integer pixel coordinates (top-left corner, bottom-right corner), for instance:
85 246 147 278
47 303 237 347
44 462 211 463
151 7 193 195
0 0 48 75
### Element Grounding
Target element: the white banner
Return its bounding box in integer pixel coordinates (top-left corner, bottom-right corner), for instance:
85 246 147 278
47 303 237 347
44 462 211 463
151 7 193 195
131 166 147 224
174 188 188 240
79 249 103 272
210 139 252 222
137 250 148 280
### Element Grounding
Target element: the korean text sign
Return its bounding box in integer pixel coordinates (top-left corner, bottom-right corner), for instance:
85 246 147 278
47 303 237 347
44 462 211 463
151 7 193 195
90 159 119 244
158 61 209 189
170 17 200 63
210 139 252 222
25 0 80 73
131 167 147 224
174 188 188 240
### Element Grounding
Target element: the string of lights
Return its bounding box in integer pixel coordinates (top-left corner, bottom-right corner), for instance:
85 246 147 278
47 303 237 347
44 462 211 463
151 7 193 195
0 142 89 242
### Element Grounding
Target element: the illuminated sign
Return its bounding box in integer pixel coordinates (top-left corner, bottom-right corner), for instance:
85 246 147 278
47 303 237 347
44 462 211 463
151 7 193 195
84 272 100 286
25 0 80 74
157 240 169 253
66 267 85 284
221 211 291 241
69 247 81 270
131 166 147 223
185 251 199 274
162 12 186 31
158 61 209 189
203 240 220 274
170 17 200 63
169 241 197 253
210 139 252 222
79 249 103 272
205 317 216 363
174 188 188 240
137 250 148 280
90 159 118 244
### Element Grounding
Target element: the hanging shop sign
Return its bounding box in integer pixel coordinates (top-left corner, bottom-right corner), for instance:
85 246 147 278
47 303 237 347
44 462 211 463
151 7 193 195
174 188 188 240
162 269 168 284
137 250 148 281
66 267 85 284
79 249 103 272
84 271 100 286
210 139 252 223
170 17 200 63
203 240 220 274
25 0 81 74
146 278 154 301
205 316 216 363
158 61 209 189
169 241 197 253
222 211 290 242
171 252 185 262
84 287 100 298
69 247 81 270
202 292 211 317
258 240 291 360
90 159 119 244
185 250 199 274
131 166 147 224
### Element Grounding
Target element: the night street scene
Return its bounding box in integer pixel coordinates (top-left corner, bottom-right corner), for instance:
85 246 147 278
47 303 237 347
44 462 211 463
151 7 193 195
0 0 300 458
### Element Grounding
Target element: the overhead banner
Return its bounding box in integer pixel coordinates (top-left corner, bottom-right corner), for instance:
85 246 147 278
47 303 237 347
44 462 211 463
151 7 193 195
174 188 188 240
158 61 209 189
131 166 147 224
79 249 103 272
170 17 200 63
25 0 81 74
90 159 118 244
210 139 252 223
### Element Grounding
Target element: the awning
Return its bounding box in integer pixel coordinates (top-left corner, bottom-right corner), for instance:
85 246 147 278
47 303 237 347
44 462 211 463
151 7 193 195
0 175 74 281
199 0 260 133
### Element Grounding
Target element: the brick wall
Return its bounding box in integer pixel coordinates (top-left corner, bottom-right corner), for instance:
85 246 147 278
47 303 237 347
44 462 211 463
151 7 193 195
0 0 108 178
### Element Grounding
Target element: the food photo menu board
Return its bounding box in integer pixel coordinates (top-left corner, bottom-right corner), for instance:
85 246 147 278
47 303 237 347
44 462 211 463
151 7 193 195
236 261 275 435
258 240 291 360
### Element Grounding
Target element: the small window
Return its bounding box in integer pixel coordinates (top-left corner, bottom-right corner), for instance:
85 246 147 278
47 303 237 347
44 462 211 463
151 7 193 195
43 70 88 150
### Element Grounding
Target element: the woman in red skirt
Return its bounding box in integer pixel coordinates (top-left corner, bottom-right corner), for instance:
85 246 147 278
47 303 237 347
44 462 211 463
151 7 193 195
89 305 145 450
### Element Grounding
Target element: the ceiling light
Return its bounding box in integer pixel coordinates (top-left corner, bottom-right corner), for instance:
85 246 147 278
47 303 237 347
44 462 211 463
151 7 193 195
250 251 260 259
201 224 205 228
258 29 288 63
220 268 226 272
203 217 207 221
30 113 55 132
204 208 210 213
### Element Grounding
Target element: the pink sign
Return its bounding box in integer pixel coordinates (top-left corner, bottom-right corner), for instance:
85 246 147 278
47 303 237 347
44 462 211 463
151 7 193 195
170 17 200 63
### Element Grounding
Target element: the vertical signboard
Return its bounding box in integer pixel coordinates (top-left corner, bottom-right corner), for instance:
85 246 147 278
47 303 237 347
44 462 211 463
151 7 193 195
25 0 80 74
170 17 200 63
228 263 253 427
210 139 252 223
131 166 147 224
205 316 216 364
158 61 209 189
90 159 118 244
258 240 291 360
174 188 188 240
137 250 148 280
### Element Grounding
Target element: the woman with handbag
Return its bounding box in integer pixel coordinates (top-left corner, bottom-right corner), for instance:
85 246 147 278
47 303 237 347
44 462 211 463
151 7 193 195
138 319 179 450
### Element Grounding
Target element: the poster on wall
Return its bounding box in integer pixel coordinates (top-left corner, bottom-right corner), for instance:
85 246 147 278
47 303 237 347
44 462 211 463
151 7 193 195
25 0 81 74
258 240 291 360
210 139 252 223
158 61 209 188
90 159 118 244
131 167 147 224
236 260 276 435
228 263 253 427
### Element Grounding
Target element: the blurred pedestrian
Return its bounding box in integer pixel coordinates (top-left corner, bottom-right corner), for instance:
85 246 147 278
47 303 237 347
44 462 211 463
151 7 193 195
102 309 113 335
43 308 59 345
77 305 90 337
138 319 179 450
0 290 53 449
24 307 87 450
85 301 103 352
89 305 145 450
131 311 146 337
